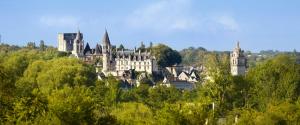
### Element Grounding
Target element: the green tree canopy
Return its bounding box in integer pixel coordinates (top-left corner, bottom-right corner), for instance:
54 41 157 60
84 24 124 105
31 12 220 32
246 54 300 110
151 44 182 68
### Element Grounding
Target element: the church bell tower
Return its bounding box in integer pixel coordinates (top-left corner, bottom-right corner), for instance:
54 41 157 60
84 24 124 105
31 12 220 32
102 30 112 72
230 41 247 76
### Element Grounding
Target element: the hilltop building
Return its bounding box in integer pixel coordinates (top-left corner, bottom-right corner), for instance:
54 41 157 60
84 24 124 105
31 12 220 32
58 30 102 62
230 42 247 76
57 30 246 88
101 30 158 76
58 30 158 77
58 32 83 52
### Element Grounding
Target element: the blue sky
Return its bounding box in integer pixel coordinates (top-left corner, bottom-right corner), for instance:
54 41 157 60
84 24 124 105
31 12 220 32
0 0 300 52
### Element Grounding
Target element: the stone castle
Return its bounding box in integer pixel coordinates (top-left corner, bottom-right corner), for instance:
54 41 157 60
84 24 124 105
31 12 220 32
58 30 246 79
58 30 158 77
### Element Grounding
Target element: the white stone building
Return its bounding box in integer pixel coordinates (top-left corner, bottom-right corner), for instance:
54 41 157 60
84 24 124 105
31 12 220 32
230 42 247 76
101 30 158 76
58 32 82 52
58 30 158 77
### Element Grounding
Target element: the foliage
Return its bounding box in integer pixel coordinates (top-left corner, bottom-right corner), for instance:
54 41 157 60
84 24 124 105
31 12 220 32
155 102 210 125
47 86 95 125
180 46 207 66
151 44 182 68
246 54 300 110
111 102 155 125
147 85 181 108
1 44 300 124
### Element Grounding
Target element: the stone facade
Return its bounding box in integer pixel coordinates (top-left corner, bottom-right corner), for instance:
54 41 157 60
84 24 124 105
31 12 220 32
72 31 84 58
230 42 247 76
115 50 157 75
58 30 158 77
58 33 83 52
101 30 158 76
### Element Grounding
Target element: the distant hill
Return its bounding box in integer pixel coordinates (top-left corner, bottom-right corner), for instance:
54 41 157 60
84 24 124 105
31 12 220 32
179 46 300 67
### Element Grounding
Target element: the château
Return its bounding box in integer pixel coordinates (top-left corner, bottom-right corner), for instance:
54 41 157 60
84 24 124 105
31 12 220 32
58 30 158 77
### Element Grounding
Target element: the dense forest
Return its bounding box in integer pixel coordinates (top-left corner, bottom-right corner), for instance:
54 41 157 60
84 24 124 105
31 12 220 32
1 43 300 124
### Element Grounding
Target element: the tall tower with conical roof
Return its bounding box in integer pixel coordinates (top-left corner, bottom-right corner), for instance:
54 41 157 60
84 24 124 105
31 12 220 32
102 30 112 72
230 41 247 76
72 30 84 57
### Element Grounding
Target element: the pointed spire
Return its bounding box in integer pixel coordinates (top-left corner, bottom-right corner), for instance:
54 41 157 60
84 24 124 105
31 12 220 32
85 42 90 49
83 42 91 55
102 29 111 46
236 41 240 49
75 29 82 40
95 44 101 54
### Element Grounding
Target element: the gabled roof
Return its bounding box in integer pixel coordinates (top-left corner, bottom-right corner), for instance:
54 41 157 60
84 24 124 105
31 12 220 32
178 71 189 78
189 71 200 80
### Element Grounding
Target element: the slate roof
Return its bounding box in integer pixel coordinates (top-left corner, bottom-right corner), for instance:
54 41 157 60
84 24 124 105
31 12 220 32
83 42 91 55
102 30 111 46
95 44 102 54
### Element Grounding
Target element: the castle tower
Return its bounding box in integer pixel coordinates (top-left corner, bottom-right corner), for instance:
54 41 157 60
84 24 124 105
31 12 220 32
230 41 247 76
102 30 112 72
72 30 84 57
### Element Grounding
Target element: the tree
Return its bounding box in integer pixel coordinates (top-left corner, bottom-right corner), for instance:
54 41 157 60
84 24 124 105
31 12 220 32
0 65 16 122
119 84 150 103
39 40 45 51
180 46 207 66
0 48 120 124
47 86 95 125
155 102 210 125
5 89 48 124
200 52 242 116
103 76 122 106
27 42 36 49
111 102 155 124
34 58 96 94
226 101 300 125
246 54 300 110
0 48 72 124
151 44 182 68
147 85 181 108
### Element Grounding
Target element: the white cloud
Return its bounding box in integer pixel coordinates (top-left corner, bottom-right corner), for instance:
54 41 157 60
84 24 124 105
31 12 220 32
214 15 239 31
39 15 80 28
126 0 240 33
126 0 197 32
